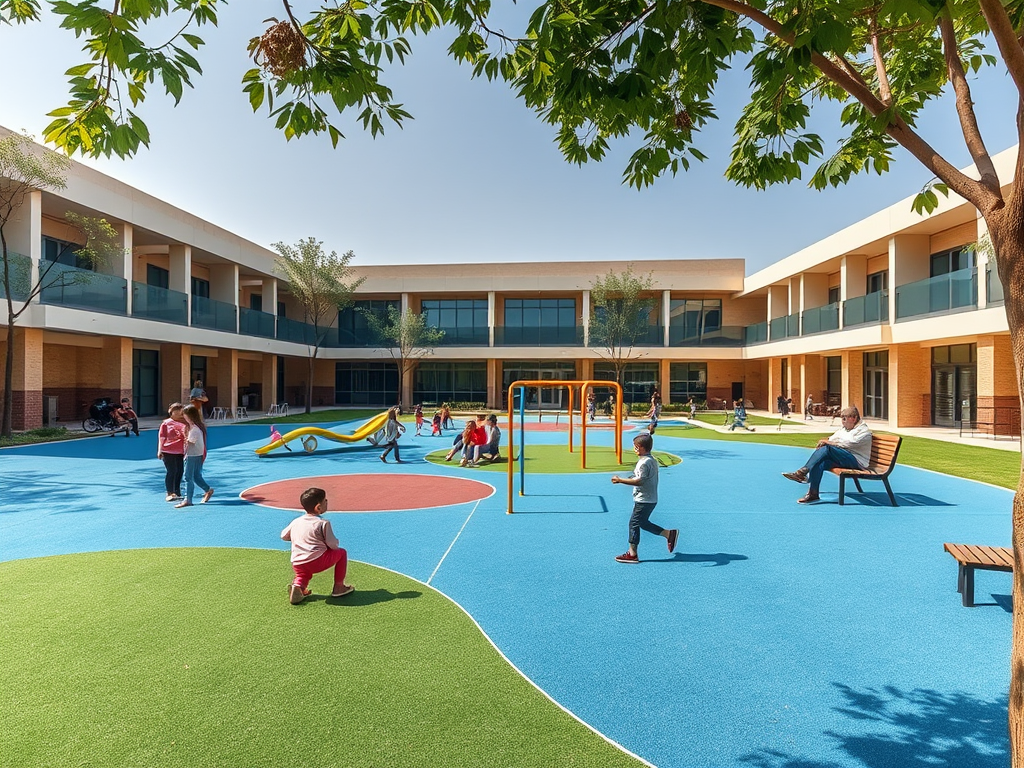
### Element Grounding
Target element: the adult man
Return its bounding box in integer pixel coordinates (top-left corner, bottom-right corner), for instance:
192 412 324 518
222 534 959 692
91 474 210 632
189 379 208 416
782 406 872 504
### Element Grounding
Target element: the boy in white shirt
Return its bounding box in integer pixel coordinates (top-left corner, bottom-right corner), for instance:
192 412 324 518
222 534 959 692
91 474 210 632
281 487 355 604
782 406 872 503
611 433 678 563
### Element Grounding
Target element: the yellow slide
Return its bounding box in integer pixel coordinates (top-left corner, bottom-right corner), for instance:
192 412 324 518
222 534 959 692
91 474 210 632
255 412 390 455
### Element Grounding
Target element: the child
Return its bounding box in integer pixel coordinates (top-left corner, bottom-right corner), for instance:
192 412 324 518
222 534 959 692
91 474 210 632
268 424 293 451
115 397 140 436
478 413 501 462
431 410 442 436
157 402 187 502
379 406 405 463
280 487 354 604
611 433 678 563
462 414 489 467
175 403 214 508
415 404 424 436
587 391 597 421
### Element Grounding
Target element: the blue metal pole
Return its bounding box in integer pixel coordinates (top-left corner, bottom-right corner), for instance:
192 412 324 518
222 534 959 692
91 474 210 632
519 385 526 496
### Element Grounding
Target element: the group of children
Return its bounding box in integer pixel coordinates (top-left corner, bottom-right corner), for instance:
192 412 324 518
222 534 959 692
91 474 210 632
156 401 215 508
412 403 455 437
443 413 501 466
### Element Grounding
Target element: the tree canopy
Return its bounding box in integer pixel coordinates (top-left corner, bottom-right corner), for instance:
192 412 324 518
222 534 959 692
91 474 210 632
363 305 445 405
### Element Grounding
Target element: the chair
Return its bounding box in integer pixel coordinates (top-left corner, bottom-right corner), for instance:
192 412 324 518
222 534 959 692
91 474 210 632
210 406 227 420
829 434 902 506
235 406 248 420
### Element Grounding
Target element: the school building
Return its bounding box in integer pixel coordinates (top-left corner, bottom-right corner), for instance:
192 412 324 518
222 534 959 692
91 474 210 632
0 129 1018 437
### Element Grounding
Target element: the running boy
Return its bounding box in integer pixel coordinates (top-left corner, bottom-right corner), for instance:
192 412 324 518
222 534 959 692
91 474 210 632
611 433 678 563
280 487 355 604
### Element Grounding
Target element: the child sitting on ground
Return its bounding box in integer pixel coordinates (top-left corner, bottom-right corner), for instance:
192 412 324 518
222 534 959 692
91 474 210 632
477 413 502 463
280 487 355 605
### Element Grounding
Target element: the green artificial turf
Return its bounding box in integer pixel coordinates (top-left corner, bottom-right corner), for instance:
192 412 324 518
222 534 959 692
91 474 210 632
656 425 1022 490
692 412 793 427
425 444 681 473
0 549 642 768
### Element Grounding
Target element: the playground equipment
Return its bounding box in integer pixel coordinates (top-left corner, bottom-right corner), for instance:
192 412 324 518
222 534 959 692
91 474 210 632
506 380 624 514
255 412 390 456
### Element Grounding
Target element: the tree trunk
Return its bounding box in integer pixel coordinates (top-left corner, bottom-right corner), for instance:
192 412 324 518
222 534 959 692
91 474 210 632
306 354 313 415
2 316 14 438
988 211 1024 765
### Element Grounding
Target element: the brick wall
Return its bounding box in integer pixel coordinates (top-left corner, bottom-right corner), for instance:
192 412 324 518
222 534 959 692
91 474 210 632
893 345 930 427
11 390 42 430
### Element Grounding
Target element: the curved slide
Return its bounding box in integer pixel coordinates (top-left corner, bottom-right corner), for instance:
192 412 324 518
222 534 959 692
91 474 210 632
255 412 390 455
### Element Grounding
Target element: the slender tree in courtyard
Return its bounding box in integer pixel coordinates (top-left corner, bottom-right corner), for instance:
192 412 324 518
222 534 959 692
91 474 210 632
363 306 445 407
13 0 1024 756
589 267 657 394
273 238 363 415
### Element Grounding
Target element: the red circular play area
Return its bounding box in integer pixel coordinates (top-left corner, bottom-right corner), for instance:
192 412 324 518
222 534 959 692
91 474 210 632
240 473 493 512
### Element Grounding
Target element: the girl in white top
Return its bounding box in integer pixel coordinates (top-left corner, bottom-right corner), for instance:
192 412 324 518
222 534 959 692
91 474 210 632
176 403 214 508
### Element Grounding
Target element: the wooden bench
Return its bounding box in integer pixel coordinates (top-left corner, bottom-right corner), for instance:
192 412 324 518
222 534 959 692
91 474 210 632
943 543 1013 607
829 433 902 506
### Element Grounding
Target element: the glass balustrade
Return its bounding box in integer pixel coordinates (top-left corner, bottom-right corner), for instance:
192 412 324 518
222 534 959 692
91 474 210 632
843 291 889 327
744 322 768 344
191 295 237 332
239 307 276 338
495 326 584 346
39 261 127 315
670 325 745 346
335 328 382 347
132 282 188 325
0 251 31 301
276 317 338 347
769 317 787 340
632 325 665 346
431 326 490 346
801 303 839 335
987 265 1005 305
895 268 977 320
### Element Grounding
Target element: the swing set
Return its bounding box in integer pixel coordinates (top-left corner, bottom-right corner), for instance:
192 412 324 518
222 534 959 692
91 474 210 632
505 380 625 514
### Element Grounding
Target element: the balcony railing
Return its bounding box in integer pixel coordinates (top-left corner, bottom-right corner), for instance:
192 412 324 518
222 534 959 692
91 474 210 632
801 303 839 335
987 265 1005 306
132 282 188 325
335 328 381 347
769 313 800 340
431 326 490 346
633 325 665 346
277 316 317 345
39 261 127 315
495 325 584 346
239 307 276 338
895 267 977 320
744 322 768 345
843 290 889 327
0 251 31 301
191 294 237 332
670 325 745 347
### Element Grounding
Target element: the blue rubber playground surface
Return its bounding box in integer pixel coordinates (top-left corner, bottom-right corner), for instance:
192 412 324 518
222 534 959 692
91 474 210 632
0 418 1013 767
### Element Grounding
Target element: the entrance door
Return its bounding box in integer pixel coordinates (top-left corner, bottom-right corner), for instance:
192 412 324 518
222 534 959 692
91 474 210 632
132 349 160 416
538 370 564 409
731 382 744 402
933 365 976 426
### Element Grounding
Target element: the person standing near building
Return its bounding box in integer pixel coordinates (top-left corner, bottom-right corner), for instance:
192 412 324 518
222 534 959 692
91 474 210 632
379 406 405 463
190 379 209 417
805 393 815 420
157 402 187 501
611 433 678 563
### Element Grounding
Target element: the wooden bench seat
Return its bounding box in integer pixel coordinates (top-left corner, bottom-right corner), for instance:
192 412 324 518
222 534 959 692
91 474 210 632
829 433 902 506
943 543 1013 607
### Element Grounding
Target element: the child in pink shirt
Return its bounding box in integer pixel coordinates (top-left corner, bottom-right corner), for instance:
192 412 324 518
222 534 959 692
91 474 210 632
280 487 355 605
156 402 187 502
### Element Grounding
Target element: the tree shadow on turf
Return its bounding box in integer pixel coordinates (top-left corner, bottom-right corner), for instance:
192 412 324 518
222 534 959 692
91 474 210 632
301 588 422 606
643 552 749 566
739 682 1007 768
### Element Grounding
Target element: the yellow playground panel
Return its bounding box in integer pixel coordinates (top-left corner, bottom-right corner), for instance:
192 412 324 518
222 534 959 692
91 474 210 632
506 380 624 514
255 411 390 456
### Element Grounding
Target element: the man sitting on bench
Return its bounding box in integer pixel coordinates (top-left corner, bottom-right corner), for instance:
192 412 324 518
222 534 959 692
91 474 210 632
781 406 872 504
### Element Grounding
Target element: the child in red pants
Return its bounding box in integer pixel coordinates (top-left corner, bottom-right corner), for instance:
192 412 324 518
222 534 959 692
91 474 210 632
280 487 355 604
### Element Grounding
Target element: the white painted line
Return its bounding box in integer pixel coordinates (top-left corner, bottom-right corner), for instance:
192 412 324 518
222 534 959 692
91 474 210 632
427 498 481 585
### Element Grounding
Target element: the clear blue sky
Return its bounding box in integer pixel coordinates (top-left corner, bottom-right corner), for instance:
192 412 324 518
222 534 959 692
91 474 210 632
0 2 1018 274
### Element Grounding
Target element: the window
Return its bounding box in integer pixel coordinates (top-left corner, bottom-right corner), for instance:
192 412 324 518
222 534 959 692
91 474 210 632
593 362 660 406
669 363 708 403
669 299 722 340
414 362 487 405
504 298 577 328
146 264 169 289
335 362 398 406
866 270 888 294
863 350 889 420
828 287 840 305
250 293 263 311
191 277 210 298
930 246 974 277
42 236 89 269
826 356 842 405
422 299 487 330
337 299 399 345
277 301 287 319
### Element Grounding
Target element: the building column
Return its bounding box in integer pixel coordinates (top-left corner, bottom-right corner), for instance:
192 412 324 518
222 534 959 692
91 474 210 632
112 223 133 314
6 327 44 430
890 343 930 428
842 350 864 412
263 276 279 316
102 336 133 404
8 189 42 291
977 335 1018 435
169 244 192 322
161 342 192 409
889 234 930 322
977 214 991 310
768 357 782 413
660 358 671 402
215 349 239 414
209 264 239 333
401 293 410 314
488 291 496 348
261 353 277 413
662 290 671 347
800 354 824 413
487 358 500 409
581 290 591 347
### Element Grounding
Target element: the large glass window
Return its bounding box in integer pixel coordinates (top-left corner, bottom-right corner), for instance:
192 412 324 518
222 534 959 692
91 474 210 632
593 362 660 406
669 299 722 341
826 356 842 405
147 264 169 289
504 298 577 328
335 362 398 406
414 362 487 405
502 361 577 409
866 270 888 294
669 363 708 403
191 277 210 298
42 235 90 268
863 350 889 420
422 299 487 330
932 343 977 427
337 299 399 346
930 246 974 277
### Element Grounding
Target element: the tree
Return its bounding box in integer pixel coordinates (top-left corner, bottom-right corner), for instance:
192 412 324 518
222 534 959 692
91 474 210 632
588 267 657 392
363 306 445 407
0 132 121 438
272 238 363 414
12 0 1024 756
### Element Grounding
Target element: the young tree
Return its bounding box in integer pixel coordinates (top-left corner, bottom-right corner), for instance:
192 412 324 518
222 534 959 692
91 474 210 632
273 238 363 414
0 132 121 437
363 306 445 407
589 267 657 391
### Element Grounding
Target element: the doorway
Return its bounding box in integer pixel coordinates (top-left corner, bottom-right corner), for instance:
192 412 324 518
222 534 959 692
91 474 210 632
863 350 889 420
731 382 744 402
932 344 977 427
132 349 160 417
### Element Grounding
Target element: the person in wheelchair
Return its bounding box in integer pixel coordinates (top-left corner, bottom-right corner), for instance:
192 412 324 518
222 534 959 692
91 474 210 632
114 397 140 436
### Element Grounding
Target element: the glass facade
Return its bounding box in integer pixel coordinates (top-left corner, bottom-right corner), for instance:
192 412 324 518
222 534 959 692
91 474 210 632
931 343 977 427
863 350 889 420
337 299 398 346
414 362 487 405
335 361 399 406
826 356 842 405
669 299 721 343
501 361 577 408
593 362 659 406
669 363 708 403
422 299 489 345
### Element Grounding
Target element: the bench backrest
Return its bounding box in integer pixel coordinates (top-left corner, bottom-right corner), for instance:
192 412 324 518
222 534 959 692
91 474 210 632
867 434 902 474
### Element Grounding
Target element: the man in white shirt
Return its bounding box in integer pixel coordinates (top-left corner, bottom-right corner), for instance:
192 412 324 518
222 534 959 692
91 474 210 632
782 406 872 504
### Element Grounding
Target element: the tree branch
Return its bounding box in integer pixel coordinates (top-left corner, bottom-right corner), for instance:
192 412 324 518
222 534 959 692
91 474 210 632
939 12 1000 193
978 0 1024 98
699 0 998 212
870 16 893 106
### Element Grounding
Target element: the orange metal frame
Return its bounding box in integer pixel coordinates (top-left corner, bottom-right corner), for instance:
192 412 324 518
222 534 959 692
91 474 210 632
505 379 624 514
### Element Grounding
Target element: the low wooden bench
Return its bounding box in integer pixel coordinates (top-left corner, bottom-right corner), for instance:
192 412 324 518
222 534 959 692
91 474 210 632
943 543 1013 607
829 433 902 506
